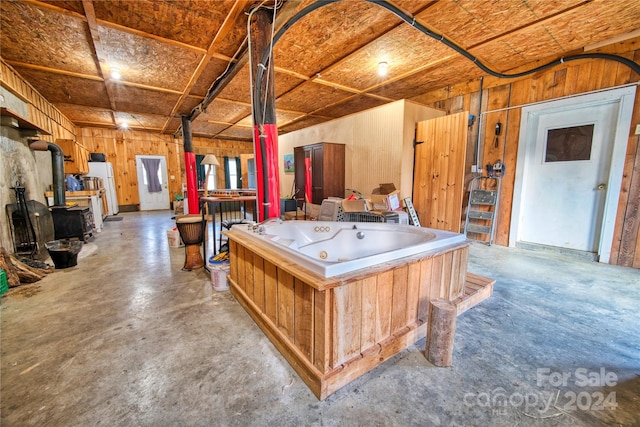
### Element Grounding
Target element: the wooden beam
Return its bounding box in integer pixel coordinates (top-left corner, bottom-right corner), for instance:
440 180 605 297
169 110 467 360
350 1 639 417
96 19 207 55
163 0 251 133
24 0 86 20
265 1 442 120
466 1 592 51
187 0 303 124
113 80 183 95
81 0 117 122
2 61 103 82
70 120 118 128
273 66 311 81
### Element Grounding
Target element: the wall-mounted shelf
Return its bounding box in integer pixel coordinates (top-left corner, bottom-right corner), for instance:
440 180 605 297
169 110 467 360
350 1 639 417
0 107 51 135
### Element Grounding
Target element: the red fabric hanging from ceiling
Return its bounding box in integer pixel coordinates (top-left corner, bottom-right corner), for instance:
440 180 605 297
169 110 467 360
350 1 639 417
184 152 199 214
254 124 280 221
304 157 312 203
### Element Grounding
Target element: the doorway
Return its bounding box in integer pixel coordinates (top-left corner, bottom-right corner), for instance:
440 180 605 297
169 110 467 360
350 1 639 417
510 86 636 262
135 155 170 211
413 111 468 232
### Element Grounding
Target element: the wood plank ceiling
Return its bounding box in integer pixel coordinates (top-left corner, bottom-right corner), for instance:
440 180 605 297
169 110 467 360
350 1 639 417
1 0 639 140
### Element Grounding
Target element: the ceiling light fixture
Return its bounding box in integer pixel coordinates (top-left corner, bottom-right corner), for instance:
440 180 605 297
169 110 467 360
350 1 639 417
110 68 122 80
119 122 129 129
377 61 389 77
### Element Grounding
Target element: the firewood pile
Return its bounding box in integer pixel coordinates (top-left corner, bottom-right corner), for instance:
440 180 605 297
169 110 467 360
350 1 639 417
0 247 54 287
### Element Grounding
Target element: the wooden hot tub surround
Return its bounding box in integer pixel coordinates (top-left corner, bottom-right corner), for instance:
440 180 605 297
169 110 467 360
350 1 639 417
226 228 471 400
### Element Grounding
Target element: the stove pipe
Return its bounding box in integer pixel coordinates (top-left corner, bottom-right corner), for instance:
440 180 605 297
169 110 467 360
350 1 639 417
29 140 65 206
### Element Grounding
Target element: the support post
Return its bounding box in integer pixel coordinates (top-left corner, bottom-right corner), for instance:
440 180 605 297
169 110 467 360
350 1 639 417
250 7 280 221
426 298 457 367
181 115 199 214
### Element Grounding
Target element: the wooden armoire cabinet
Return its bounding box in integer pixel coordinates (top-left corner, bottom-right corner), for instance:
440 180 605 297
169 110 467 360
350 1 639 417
294 142 345 205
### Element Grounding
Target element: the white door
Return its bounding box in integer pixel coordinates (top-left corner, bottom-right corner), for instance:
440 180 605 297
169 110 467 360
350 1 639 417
135 155 170 211
519 103 617 253
511 86 636 262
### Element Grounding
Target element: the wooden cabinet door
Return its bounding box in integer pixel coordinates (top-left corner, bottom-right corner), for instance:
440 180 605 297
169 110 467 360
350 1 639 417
320 143 345 201
413 112 468 232
56 139 89 175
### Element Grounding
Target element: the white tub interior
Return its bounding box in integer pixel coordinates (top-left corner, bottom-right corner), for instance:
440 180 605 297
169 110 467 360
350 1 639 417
232 220 467 278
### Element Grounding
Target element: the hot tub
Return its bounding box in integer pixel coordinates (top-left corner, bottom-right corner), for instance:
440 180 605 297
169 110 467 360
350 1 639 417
225 220 470 399
229 220 467 277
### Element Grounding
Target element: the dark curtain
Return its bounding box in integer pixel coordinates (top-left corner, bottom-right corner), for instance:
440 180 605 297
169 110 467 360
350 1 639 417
141 158 162 193
224 156 230 188
195 154 205 188
235 157 242 189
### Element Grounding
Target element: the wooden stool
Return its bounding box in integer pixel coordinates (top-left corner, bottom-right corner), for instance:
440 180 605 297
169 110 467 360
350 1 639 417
176 214 204 271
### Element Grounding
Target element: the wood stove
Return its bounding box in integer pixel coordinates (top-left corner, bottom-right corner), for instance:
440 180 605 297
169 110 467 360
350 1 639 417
28 139 93 242
50 206 94 242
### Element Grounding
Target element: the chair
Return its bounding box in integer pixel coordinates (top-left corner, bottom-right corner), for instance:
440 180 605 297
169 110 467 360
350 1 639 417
218 199 250 252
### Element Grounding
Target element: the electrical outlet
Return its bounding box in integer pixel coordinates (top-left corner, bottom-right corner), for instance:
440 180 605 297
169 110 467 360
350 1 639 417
471 165 478 173
635 124 640 136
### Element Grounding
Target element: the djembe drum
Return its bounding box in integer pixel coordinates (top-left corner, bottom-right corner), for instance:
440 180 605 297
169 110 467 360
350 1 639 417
175 214 204 270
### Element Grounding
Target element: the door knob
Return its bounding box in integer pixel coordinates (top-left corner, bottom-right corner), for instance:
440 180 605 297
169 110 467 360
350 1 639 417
597 183 606 190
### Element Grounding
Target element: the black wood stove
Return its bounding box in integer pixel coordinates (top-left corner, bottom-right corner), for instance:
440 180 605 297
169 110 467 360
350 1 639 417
50 206 94 241
29 139 94 242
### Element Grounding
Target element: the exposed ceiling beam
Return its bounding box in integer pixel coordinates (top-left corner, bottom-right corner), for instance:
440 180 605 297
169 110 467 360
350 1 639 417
465 1 592 51
81 0 117 125
186 0 304 125
115 80 184 95
268 1 439 123
3 61 104 81
24 0 86 20
97 19 208 55
162 0 251 133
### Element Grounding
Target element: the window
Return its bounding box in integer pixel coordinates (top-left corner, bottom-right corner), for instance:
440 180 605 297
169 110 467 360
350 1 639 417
205 165 216 191
545 124 594 162
224 157 242 189
227 161 238 190
142 167 162 186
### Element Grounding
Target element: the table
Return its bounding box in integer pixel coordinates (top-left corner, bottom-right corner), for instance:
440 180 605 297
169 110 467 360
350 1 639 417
200 195 257 264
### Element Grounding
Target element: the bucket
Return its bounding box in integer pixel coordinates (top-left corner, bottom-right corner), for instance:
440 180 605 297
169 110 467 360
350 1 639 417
45 239 83 269
209 260 230 291
166 228 183 248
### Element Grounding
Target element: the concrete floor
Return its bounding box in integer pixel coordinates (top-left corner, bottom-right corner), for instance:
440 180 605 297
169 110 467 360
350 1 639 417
1 211 638 426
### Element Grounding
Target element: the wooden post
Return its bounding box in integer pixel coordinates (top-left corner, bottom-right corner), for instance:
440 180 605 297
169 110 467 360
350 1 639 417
426 298 457 367
249 7 280 221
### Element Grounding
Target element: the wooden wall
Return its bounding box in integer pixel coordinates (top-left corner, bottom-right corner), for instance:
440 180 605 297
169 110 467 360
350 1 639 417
1 60 76 142
412 40 640 268
0 60 78 252
77 128 253 207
